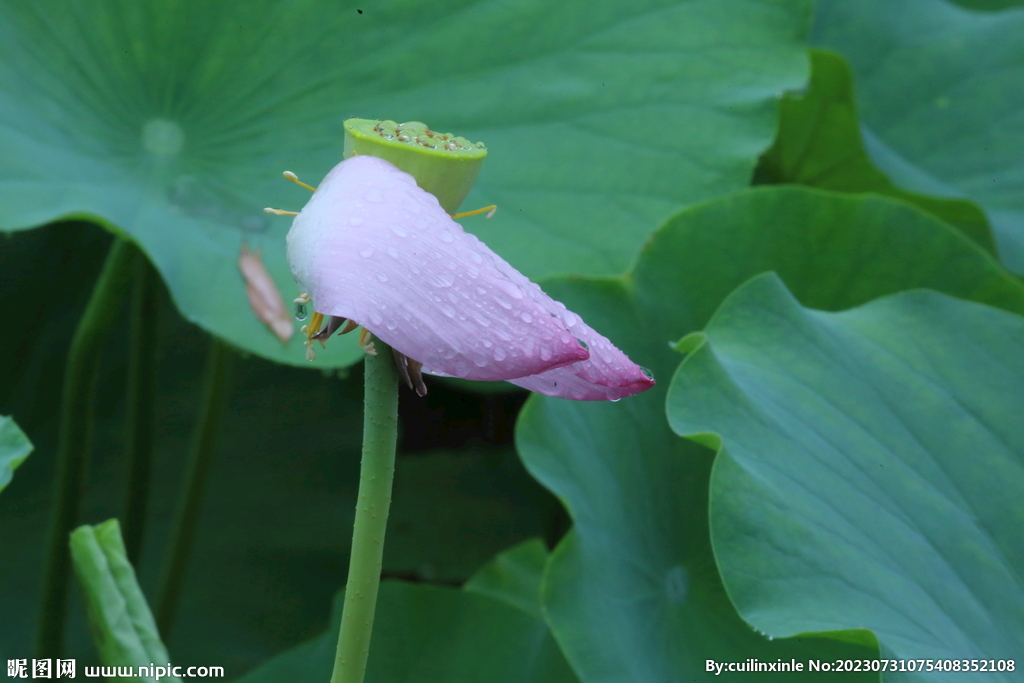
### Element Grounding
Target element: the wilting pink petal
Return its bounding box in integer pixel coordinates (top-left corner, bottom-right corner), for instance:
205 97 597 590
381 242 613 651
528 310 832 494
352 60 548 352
286 155 654 400
239 244 293 343
510 319 654 401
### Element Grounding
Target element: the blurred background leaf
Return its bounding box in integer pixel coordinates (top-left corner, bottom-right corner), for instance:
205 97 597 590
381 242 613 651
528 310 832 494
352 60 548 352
0 0 811 368
814 0 1024 273
668 274 1024 677
0 415 32 497
756 49 995 254
952 0 1024 10
236 541 578 683
0 223 559 672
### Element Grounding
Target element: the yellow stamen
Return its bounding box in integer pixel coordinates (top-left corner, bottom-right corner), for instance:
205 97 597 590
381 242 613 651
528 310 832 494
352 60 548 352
451 204 497 219
283 171 317 192
359 328 377 356
264 207 299 216
306 311 325 344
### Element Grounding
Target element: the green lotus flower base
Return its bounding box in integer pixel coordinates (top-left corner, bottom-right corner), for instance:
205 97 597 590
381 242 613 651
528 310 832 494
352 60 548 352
342 118 487 213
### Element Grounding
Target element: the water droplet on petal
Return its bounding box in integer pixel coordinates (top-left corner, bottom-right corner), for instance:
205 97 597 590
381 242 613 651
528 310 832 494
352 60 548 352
439 230 454 243
360 246 375 258
482 338 493 348
385 319 398 330
431 272 455 288
471 310 491 327
369 311 383 325
349 216 365 226
493 347 507 361
365 188 384 202
387 247 400 258
610 398 621 403
294 302 308 321
440 303 457 318
390 225 407 237
473 357 488 367
520 312 533 323
540 347 552 361
470 251 483 264
495 280 524 300
377 272 388 282
640 366 654 380
496 297 513 310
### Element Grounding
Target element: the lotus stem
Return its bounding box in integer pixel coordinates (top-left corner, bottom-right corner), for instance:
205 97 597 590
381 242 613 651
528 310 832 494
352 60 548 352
332 339 399 683
122 248 159 565
155 337 234 637
36 237 136 657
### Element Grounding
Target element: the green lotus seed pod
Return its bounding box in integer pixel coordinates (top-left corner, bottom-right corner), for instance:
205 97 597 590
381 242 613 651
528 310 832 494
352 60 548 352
343 118 487 213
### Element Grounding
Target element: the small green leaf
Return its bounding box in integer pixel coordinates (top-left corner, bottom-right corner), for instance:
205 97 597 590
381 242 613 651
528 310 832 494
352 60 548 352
0 414 31 495
69 519 179 683
814 0 1024 272
757 49 995 254
667 273 1024 672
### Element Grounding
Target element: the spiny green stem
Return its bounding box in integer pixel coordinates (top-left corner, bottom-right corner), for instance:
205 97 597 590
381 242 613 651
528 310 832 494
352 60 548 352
332 343 399 683
122 248 159 566
36 237 136 658
155 337 234 637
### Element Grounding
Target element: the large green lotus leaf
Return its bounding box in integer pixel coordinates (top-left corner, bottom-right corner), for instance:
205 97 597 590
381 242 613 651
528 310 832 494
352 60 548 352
514 187 1024 681
813 0 1024 273
756 49 995 254
667 273 1024 679
634 186 1024 329
237 544 577 683
0 0 811 369
0 415 31 496
516 297 876 683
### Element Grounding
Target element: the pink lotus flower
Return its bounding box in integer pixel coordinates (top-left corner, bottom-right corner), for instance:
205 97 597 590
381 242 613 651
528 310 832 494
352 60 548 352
285 155 654 401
